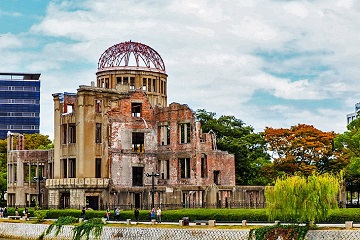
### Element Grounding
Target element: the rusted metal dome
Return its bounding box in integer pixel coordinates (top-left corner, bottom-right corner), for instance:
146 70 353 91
97 41 165 72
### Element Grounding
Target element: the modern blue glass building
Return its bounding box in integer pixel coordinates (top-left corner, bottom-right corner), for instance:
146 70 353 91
0 73 40 139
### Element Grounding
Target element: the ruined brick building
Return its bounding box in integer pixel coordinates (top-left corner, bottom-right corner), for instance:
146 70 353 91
7 41 265 209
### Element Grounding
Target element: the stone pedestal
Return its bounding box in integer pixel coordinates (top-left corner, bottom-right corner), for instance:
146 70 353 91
242 220 247 226
208 220 216 227
345 221 353 229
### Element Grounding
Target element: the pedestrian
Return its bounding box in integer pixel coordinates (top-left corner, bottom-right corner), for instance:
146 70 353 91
114 207 120 221
3 207 7 218
23 207 28 220
156 207 162 223
81 207 86 220
134 208 139 223
106 207 110 221
0 206 3 218
150 207 155 221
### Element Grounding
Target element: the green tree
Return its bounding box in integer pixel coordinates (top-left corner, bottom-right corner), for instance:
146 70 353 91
196 109 271 185
334 118 360 193
265 173 340 223
23 133 53 150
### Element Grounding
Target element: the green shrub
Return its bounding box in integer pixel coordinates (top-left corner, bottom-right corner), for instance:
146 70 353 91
34 210 47 222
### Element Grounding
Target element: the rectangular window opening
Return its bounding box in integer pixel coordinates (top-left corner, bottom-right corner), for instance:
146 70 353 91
95 100 102 113
214 170 220 185
142 78 147 91
179 123 191 144
132 102 142 117
158 160 170 180
95 123 102 143
69 158 76 178
201 154 207 178
132 167 144 186
68 124 76 143
130 77 135 90
95 158 101 178
132 132 144 152
179 158 190 178
159 125 170 145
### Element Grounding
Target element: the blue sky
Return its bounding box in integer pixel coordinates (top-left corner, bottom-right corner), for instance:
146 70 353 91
1 0 360 139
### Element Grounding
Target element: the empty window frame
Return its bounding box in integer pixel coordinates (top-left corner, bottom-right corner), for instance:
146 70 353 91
179 123 191 144
131 102 142 117
95 158 101 178
62 159 67 178
132 167 144 186
68 124 76 143
95 100 102 113
179 158 190 178
147 78 152 91
130 77 135 90
158 160 170 180
142 78 147 91
116 77 122 85
123 77 129 85
201 154 208 178
105 78 109 88
152 78 156 92
68 158 76 178
95 123 102 143
214 170 220 185
132 132 144 152
159 125 170 145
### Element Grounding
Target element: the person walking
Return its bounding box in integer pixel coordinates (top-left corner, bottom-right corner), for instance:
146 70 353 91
81 207 86 220
134 208 139 223
114 207 120 221
3 207 7 218
150 208 155 221
106 207 110 221
23 207 29 220
156 207 162 223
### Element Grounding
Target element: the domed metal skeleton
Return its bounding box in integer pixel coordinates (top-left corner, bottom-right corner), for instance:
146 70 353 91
97 41 166 72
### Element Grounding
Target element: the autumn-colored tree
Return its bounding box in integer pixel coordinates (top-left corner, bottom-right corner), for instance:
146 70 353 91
263 124 348 178
196 109 272 185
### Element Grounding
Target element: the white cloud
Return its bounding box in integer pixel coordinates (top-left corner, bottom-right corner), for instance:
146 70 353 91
2 0 360 136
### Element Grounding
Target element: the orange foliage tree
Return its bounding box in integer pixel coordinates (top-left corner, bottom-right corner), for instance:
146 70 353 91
263 124 348 178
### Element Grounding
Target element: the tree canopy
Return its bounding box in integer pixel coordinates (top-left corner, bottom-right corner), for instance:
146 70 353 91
265 173 340 223
263 124 348 178
196 109 271 185
334 118 360 187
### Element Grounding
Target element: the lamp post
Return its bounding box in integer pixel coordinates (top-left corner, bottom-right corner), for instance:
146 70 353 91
146 172 159 209
33 176 46 208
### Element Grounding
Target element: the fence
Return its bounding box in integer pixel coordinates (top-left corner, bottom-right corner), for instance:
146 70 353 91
6 202 266 211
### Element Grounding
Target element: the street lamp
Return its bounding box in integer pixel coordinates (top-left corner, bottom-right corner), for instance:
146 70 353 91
146 172 159 209
33 176 46 208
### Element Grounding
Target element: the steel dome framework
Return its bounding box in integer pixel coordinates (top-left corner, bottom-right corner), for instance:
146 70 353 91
97 41 166 72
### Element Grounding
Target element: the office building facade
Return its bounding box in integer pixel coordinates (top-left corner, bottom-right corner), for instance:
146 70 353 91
0 73 40 139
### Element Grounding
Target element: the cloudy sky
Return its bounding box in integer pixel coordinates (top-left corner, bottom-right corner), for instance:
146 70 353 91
1 0 359 139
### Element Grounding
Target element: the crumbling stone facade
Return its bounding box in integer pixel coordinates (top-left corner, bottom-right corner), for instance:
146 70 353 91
7 132 53 207
8 41 265 209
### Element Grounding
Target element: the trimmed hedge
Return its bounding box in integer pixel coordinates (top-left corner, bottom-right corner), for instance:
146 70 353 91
5 207 360 223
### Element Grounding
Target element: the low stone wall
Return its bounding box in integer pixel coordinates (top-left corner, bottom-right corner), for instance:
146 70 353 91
0 222 360 240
